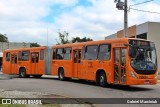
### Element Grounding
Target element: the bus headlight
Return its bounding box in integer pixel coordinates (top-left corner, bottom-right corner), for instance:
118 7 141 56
130 71 137 78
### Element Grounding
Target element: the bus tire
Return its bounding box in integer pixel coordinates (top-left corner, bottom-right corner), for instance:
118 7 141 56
99 72 107 87
58 68 65 81
19 68 27 78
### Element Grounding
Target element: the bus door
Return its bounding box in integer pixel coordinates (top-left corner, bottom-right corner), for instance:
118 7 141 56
11 53 18 74
73 50 82 78
114 48 126 84
31 52 39 74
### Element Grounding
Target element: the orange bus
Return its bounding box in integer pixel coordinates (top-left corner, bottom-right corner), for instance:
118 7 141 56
2 38 158 86
51 38 158 86
2 46 52 78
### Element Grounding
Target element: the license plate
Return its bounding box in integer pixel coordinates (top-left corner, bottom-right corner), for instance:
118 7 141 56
144 80 150 84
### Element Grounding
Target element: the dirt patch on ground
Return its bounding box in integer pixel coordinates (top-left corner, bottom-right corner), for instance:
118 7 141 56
0 89 95 107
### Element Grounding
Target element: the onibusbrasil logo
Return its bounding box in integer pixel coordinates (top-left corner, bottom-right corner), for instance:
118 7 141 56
1 98 42 105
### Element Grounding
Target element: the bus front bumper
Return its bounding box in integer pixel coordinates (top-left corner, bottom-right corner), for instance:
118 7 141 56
127 78 157 85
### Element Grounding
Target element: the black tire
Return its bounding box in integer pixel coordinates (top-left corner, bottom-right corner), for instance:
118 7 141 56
99 72 107 87
58 69 65 81
19 68 27 78
33 75 42 78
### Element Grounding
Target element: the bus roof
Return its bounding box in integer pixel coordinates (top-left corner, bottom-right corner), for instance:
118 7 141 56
3 46 48 52
52 38 151 48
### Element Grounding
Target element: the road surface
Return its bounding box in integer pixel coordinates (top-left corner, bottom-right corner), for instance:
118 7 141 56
0 75 160 107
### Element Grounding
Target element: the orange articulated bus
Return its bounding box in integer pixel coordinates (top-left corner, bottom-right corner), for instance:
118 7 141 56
51 38 158 86
2 46 52 78
2 38 158 86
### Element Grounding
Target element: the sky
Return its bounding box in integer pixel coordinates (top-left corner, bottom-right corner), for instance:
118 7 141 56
0 0 160 46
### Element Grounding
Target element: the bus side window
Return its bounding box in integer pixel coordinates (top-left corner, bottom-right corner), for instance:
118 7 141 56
11 55 15 64
32 53 35 63
6 52 10 61
12 54 17 64
56 48 63 59
53 49 56 59
98 44 111 60
18 51 22 61
85 45 98 60
121 49 126 66
22 51 30 61
64 48 71 60
82 47 85 59
40 49 44 60
78 51 81 63
36 53 39 63
15 55 17 63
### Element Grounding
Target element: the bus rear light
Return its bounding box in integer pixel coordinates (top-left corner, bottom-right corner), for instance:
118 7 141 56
130 71 137 78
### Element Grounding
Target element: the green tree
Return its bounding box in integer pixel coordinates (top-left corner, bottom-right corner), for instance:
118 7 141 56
56 31 70 45
0 34 9 42
30 43 41 47
72 37 93 43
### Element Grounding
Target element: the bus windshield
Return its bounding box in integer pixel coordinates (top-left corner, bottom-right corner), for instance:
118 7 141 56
129 40 157 71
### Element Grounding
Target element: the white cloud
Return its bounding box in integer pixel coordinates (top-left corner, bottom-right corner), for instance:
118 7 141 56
0 0 78 21
0 0 160 46
128 1 160 25
0 0 78 45
54 0 124 40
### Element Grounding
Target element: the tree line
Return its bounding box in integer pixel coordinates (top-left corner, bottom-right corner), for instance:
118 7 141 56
56 31 93 45
0 33 40 47
0 32 93 47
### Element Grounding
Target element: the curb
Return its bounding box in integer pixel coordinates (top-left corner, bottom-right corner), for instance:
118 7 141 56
0 74 12 80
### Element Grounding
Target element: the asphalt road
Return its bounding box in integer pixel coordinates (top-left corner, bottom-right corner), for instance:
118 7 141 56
0 74 160 107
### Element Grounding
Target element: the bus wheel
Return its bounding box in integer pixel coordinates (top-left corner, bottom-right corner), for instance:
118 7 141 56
19 68 27 78
99 72 107 87
58 69 65 81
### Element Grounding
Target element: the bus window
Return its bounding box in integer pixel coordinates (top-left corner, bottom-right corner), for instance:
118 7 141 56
82 46 85 59
22 51 30 61
56 48 63 59
114 48 120 82
32 53 35 63
11 55 14 64
115 49 120 63
12 54 17 64
63 48 71 60
40 49 44 60
74 50 81 63
36 53 39 63
15 55 17 63
53 49 56 59
85 45 98 60
31 53 39 63
18 51 22 61
121 49 126 66
6 52 10 61
98 44 111 60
